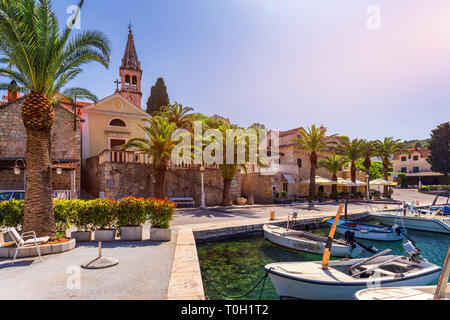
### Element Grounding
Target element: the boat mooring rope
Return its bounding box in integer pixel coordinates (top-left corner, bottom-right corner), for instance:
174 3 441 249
202 268 273 300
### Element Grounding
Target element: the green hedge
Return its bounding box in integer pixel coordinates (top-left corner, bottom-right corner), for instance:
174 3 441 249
0 197 176 231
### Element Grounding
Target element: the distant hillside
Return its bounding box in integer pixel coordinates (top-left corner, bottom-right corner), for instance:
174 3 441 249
403 139 431 149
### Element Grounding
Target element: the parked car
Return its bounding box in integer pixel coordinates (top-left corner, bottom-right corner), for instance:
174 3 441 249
0 191 25 202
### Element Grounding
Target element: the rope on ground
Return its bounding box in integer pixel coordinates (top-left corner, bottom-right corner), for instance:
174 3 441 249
203 268 273 300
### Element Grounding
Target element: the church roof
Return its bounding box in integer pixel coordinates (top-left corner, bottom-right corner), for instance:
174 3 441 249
121 27 141 70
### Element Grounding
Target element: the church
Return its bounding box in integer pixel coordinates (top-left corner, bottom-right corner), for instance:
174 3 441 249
81 26 151 164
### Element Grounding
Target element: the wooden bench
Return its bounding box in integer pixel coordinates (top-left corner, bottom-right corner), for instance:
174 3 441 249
169 197 196 208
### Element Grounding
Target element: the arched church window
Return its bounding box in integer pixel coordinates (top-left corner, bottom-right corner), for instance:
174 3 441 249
109 119 127 127
125 75 130 85
132 76 137 86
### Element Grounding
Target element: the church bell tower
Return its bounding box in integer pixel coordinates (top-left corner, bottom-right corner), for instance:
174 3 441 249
119 25 143 107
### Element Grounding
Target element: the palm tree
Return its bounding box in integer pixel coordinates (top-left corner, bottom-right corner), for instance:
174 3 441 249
120 117 178 199
156 103 194 131
319 155 348 199
62 88 98 131
293 125 337 199
0 0 110 238
361 140 377 198
334 137 365 195
375 137 410 197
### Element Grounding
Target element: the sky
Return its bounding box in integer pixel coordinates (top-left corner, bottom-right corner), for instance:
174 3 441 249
4 0 450 140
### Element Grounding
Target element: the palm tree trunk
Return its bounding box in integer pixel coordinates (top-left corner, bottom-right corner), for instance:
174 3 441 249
351 162 357 195
332 174 338 199
154 165 167 199
222 178 233 206
22 129 56 239
310 152 317 199
383 157 390 197
364 157 371 199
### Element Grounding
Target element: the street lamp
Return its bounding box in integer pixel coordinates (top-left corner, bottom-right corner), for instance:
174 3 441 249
13 159 26 189
200 165 206 210
366 174 370 200
51 160 63 175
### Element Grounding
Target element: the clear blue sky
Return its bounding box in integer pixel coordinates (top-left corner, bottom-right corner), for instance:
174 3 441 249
6 1 450 140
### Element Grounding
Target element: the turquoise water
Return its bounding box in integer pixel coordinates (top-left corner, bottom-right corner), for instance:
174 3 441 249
197 222 450 300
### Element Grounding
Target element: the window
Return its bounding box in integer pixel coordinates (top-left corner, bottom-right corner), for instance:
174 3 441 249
125 75 130 85
12 192 25 200
401 157 407 162
401 167 407 173
109 119 126 127
297 159 302 168
283 183 288 193
413 156 419 161
413 167 420 173
110 139 126 150
132 76 137 86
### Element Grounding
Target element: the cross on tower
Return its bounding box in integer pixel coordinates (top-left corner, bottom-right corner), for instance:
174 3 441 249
114 79 121 92
128 22 134 33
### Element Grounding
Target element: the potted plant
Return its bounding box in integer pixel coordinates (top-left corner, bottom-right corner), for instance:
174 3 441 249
0 200 24 242
53 200 74 238
92 199 117 242
71 200 94 242
117 197 146 241
147 198 176 241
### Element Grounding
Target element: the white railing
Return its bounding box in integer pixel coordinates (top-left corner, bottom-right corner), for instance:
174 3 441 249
53 190 73 200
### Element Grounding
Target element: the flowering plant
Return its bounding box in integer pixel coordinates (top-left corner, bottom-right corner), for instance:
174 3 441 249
117 196 147 227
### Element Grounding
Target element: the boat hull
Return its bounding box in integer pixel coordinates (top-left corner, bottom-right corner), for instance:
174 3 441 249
355 286 449 300
335 226 404 241
326 219 404 242
264 225 362 258
370 212 450 234
266 264 441 300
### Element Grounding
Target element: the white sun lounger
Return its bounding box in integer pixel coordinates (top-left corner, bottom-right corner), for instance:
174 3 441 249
8 227 50 264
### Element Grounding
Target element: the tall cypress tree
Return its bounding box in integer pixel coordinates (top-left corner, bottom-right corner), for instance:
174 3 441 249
427 122 450 177
146 77 170 115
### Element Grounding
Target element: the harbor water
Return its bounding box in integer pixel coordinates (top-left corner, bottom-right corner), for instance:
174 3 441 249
197 222 450 300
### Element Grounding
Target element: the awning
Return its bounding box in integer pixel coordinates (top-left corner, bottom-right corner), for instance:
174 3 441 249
370 178 397 186
337 178 358 187
299 176 338 186
283 174 296 184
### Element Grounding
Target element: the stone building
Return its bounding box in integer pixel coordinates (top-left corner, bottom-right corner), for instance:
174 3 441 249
0 92 81 198
393 147 447 186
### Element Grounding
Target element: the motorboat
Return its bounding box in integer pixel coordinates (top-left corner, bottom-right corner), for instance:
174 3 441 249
265 204 441 300
263 224 364 258
355 248 450 300
370 200 450 234
265 248 441 300
324 218 405 241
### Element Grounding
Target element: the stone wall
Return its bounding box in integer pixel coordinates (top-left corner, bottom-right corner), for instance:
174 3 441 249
241 173 274 204
0 98 80 160
0 98 81 194
83 158 242 206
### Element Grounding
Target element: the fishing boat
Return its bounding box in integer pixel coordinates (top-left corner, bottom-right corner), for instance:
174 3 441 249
263 224 364 258
265 252 441 300
355 248 450 300
370 200 450 234
265 205 441 300
324 218 405 241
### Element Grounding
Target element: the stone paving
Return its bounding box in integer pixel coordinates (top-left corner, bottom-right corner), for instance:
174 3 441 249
0 230 177 300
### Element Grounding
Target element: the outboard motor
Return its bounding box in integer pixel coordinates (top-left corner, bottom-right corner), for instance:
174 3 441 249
403 240 423 262
344 231 377 254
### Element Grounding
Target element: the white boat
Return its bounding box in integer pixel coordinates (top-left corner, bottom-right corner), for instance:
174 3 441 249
263 224 363 258
355 248 450 300
370 202 450 234
265 252 441 300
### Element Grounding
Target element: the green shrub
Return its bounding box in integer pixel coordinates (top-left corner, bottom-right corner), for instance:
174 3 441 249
280 191 289 199
421 185 431 191
146 198 176 229
0 200 24 228
53 200 75 232
117 197 147 227
89 199 118 230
